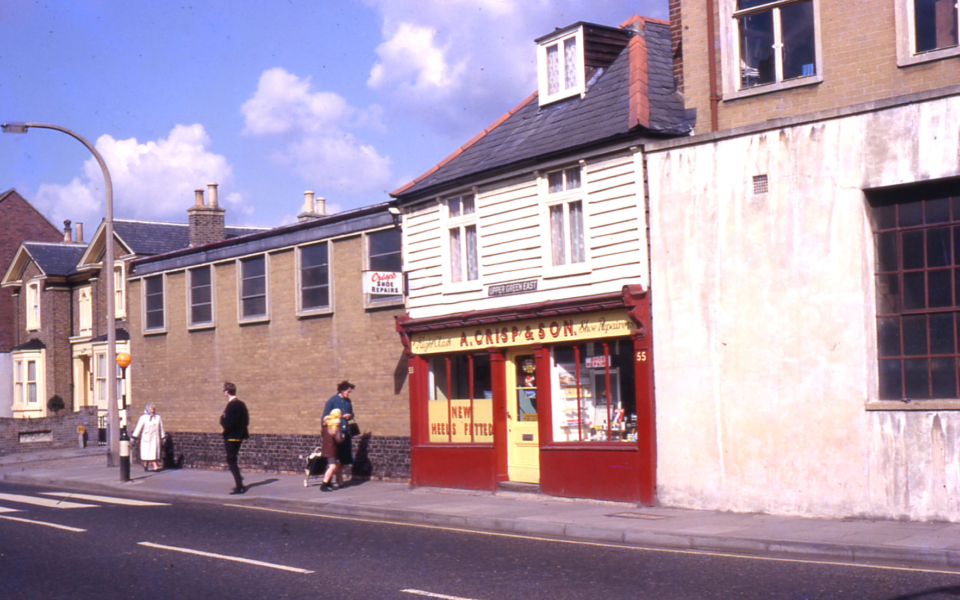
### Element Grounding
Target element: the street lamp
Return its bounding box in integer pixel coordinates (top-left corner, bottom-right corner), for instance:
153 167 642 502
2 121 121 471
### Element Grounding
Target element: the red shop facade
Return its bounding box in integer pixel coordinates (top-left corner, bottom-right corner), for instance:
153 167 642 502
396 286 656 504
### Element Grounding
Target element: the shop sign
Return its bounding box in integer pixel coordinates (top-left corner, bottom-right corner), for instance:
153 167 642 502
410 309 634 354
362 271 402 295
488 279 537 297
585 355 608 369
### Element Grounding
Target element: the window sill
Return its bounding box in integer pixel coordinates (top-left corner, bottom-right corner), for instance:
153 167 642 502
866 400 960 411
723 74 822 102
298 307 333 319
188 323 216 332
239 316 270 326
897 46 960 67
542 263 592 279
143 328 167 336
365 297 404 310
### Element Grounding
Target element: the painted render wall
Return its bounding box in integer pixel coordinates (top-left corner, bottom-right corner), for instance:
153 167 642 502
646 94 960 521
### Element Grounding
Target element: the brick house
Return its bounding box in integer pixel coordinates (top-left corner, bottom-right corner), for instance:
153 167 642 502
0 190 61 416
392 15 692 503
127 192 409 479
643 0 960 520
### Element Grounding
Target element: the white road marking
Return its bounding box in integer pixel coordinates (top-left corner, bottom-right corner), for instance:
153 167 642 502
402 590 481 600
0 506 21 513
0 515 86 532
0 493 97 509
138 542 314 574
400 590 484 600
41 492 170 506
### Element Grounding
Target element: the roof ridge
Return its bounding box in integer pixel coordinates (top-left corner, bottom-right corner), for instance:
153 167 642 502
24 241 88 247
391 91 539 197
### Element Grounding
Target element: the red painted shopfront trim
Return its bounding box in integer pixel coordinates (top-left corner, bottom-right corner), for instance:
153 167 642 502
490 350 509 482
540 446 643 503
411 445 497 490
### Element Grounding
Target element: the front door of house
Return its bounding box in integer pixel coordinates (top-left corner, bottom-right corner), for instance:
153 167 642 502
506 350 539 483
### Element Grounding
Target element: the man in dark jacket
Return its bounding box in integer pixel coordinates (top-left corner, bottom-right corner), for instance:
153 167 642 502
220 382 249 494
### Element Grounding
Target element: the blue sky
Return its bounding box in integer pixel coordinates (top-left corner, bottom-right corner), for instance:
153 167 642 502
1 0 667 231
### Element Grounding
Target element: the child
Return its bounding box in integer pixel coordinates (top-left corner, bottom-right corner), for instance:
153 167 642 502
319 409 343 492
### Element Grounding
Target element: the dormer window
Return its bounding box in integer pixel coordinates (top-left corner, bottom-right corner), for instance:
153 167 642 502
538 26 585 106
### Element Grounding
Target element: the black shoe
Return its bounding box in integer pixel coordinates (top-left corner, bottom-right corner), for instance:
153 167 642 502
229 486 246 495
320 482 333 492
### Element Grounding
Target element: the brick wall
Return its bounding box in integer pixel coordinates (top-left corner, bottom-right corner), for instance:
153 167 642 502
0 406 98 455
140 430 410 481
678 0 960 134
0 191 61 353
187 206 226 247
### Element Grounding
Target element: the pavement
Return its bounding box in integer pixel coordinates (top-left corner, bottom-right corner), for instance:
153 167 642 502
3 447 960 573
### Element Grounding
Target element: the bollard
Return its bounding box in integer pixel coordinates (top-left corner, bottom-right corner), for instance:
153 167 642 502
78 425 86 449
119 425 130 482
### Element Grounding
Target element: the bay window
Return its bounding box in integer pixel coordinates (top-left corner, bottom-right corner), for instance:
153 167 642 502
427 353 493 443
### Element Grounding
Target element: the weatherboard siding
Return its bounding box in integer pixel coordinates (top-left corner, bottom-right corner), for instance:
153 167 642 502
405 150 646 319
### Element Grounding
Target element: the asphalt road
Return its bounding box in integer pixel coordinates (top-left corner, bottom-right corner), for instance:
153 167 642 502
1 481 960 599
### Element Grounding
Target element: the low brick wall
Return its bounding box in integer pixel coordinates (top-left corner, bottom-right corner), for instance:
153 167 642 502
138 431 411 481
0 407 99 455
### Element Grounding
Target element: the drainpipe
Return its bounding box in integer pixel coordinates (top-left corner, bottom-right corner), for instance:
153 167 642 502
706 0 720 132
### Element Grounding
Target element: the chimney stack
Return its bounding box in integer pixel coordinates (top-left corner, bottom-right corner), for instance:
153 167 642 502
63 220 73 243
75 222 84 243
187 182 226 247
297 191 327 222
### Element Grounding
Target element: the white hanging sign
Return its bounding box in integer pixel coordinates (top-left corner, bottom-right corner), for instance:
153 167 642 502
363 271 402 295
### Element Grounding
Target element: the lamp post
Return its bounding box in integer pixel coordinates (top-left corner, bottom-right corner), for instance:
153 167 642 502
2 121 120 470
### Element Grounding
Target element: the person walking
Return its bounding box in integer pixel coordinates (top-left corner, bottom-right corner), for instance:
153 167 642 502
131 403 165 472
220 382 249 495
319 408 343 492
322 381 355 487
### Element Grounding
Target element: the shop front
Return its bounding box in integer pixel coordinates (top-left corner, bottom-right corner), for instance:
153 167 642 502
397 287 656 504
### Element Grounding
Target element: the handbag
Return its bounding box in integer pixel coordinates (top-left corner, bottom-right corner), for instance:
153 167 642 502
347 419 360 436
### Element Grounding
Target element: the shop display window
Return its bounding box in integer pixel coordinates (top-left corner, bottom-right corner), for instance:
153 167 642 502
427 353 493 443
550 340 636 442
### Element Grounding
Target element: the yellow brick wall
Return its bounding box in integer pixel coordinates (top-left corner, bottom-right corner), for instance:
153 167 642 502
129 234 409 437
680 0 960 132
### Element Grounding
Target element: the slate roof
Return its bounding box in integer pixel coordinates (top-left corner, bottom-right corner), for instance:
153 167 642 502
113 220 267 256
393 19 692 200
22 242 88 277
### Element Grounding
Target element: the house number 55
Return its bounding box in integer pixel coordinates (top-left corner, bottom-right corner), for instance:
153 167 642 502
636 351 647 362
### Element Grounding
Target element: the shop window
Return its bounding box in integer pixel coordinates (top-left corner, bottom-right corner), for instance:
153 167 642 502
299 242 330 313
26 280 40 330
895 0 960 65
869 180 960 401
79 287 92 336
427 353 493 443
550 340 636 442
144 275 165 331
239 255 268 320
189 265 214 326
446 194 479 285
366 228 402 305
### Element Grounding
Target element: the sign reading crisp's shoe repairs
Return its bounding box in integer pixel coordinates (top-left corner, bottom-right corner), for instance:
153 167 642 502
410 309 634 354
362 271 402 295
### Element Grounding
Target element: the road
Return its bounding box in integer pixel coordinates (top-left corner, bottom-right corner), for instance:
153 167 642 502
1 481 959 599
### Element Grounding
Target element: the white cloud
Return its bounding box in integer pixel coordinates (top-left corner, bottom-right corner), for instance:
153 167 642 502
241 67 393 202
363 0 664 137
34 124 245 230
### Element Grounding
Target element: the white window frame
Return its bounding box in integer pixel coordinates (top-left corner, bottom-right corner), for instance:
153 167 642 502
187 264 216 329
237 254 270 323
93 349 124 408
78 286 93 337
537 25 586 106
364 228 404 308
442 192 482 292
26 280 41 331
13 351 44 408
114 262 126 319
143 274 166 334
720 0 824 99
296 241 333 317
895 0 960 66
541 165 591 278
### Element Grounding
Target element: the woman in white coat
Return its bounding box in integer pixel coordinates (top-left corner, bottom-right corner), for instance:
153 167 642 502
132 403 166 472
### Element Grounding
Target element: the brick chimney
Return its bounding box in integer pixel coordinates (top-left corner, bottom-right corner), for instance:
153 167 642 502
297 191 327 222
187 182 226 247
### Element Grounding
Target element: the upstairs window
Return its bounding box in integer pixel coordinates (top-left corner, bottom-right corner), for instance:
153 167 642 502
895 0 960 65
545 167 586 268
114 264 126 319
446 194 479 284
239 255 268 320
367 228 402 305
26 280 40 330
79 287 92 336
537 26 585 105
144 275 165 331
299 242 330 313
189 265 214 327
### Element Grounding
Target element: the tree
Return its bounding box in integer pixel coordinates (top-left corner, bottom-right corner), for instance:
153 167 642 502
47 394 65 415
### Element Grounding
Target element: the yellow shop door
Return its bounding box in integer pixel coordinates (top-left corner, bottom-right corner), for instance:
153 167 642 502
506 350 539 483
